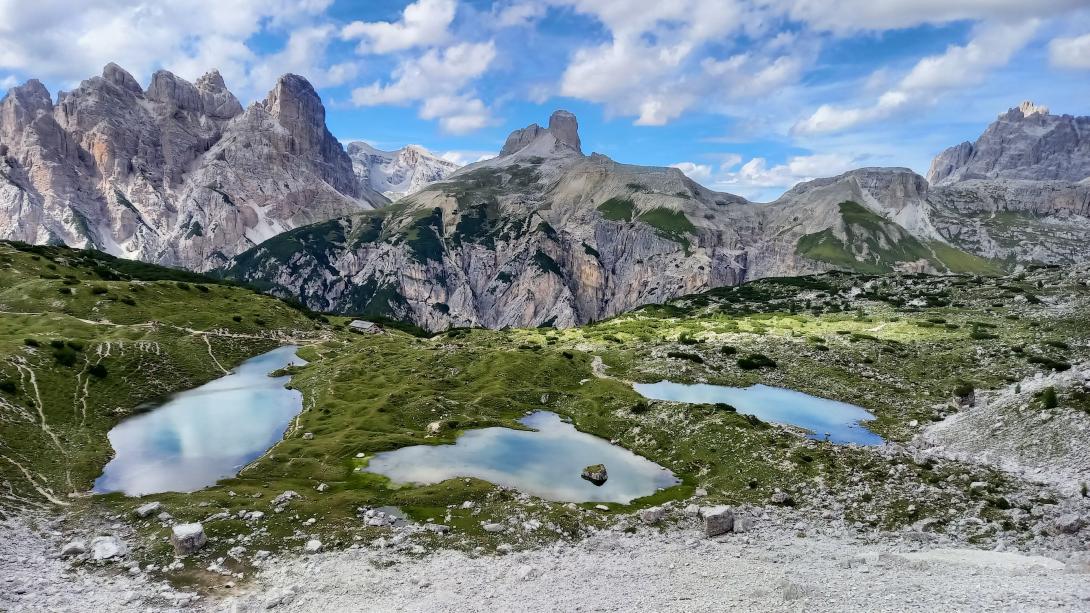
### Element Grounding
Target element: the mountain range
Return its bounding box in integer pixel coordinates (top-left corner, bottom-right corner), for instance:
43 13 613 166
2 64 1088 331
225 102 1090 330
346 142 461 201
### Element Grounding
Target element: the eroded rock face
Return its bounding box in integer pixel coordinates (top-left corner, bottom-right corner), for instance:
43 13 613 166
0 64 383 271
929 102 1090 184
229 108 1090 331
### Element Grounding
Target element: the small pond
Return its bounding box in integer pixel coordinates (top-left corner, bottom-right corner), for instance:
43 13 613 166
365 411 679 503
632 381 883 445
93 346 306 496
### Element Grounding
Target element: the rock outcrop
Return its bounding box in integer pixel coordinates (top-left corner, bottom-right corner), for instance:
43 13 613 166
0 64 385 270
347 142 460 200
928 102 1090 184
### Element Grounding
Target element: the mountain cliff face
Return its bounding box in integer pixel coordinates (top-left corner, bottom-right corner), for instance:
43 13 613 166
347 142 460 200
923 102 1090 264
0 65 386 270
929 102 1090 184
224 112 997 330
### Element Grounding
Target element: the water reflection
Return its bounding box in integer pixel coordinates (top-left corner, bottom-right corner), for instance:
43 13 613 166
366 411 678 503
93 346 305 496
633 381 883 445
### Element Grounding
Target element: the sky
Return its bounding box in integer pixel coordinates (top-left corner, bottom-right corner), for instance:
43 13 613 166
1 0 1088 201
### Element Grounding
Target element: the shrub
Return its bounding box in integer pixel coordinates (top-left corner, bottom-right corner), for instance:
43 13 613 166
666 351 704 363
0 380 16 394
66 340 85 351
737 353 777 370
49 339 65 349
176 282 191 290
678 333 700 345
88 364 108 379
953 380 974 398
1044 340 1070 350
57 287 73 295
23 338 39 347
1027 355 1071 371
715 403 737 412
1038 386 1059 409
232 315 243 322
630 401 649 414
120 296 136 306
255 318 267 327
195 284 210 293
91 285 108 295
720 345 737 355
969 328 998 341
52 347 78 367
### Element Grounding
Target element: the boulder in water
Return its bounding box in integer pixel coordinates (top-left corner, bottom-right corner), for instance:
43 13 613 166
581 464 608 486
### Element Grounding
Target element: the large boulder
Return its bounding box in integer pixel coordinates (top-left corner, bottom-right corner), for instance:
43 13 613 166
133 501 162 518
170 523 207 555
90 536 127 560
581 464 608 486
702 506 734 537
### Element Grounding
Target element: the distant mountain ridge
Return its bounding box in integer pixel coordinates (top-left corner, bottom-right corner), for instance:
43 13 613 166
346 142 461 200
0 64 388 271
224 110 1021 331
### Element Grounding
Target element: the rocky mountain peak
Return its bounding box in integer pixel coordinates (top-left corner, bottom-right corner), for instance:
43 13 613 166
499 110 584 158
195 70 242 119
928 103 1090 184
146 70 202 112
101 62 142 95
0 79 54 141
263 74 326 144
548 110 581 154
1017 101 1049 118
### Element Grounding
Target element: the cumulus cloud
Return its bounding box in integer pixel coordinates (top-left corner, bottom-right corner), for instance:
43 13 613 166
351 42 497 134
772 0 1084 34
340 0 455 54
492 2 546 28
1049 33 1090 69
553 0 812 125
673 153 856 199
0 0 334 97
792 20 1039 135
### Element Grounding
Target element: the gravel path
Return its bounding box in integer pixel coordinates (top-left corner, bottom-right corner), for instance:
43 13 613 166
6 513 1090 612
221 525 1090 612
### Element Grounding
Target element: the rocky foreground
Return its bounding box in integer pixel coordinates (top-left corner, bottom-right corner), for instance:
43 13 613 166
5 499 1090 612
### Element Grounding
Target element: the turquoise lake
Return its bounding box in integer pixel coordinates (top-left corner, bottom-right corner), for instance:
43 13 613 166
93 346 305 496
632 381 883 445
365 411 679 503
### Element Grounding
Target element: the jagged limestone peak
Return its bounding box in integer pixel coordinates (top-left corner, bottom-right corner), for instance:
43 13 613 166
1017 101 1049 117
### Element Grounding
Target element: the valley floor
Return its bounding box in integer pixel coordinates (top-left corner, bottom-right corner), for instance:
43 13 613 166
6 508 1090 612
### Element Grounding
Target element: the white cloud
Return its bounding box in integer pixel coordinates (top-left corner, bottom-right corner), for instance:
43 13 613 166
0 0 334 96
492 2 546 28
0 74 17 90
793 20 1039 135
440 150 495 166
773 0 1084 34
340 0 455 54
351 42 496 134
674 153 856 200
1049 33 1090 69
669 162 713 182
553 0 813 125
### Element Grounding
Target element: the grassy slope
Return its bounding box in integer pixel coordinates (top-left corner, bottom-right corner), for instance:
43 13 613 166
797 201 1002 274
0 242 323 515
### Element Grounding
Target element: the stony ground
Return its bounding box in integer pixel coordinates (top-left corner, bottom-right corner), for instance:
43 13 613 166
6 505 1090 612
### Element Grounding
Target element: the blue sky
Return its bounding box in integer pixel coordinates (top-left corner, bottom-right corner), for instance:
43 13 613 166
1 0 1089 200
